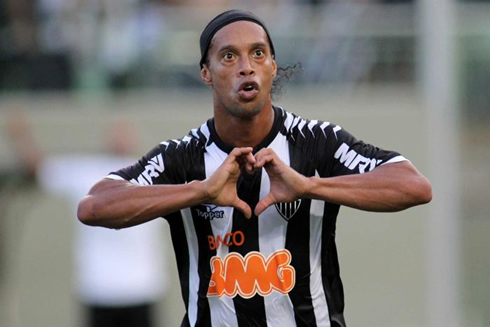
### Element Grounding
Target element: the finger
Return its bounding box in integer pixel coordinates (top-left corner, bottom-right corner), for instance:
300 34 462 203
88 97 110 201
245 161 255 173
254 153 275 169
228 147 253 168
239 151 256 170
245 151 256 165
234 199 253 219
223 148 253 173
229 147 253 160
253 148 272 162
254 193 276 217
244 152 257 173
254 149 280 167
254 148 272 157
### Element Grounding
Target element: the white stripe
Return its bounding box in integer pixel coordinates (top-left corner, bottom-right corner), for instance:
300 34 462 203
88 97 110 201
297 119 307 138
308 120 319 135
332 125 342 139
204 144 239 327
291 116 302 130
283 111 295 131
181 207 200 327
381 155 408 165
190 128 199 139
208 297 239 327
319 122 330 137
200 121 211 141
259 133 296 326
182 135 192 143
310 172 330 327
105 174 125 180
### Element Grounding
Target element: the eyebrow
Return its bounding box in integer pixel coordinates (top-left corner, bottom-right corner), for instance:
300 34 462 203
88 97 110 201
217 42 268 54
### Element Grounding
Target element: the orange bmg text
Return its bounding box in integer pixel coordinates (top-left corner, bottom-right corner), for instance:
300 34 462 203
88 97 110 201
207 249 296 298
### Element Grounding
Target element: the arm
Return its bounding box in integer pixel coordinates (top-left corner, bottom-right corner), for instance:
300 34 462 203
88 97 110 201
78 147 256 229
253 149 432 216
304 160 432 212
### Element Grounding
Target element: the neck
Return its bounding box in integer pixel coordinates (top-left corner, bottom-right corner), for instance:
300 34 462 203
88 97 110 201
214 103 274 148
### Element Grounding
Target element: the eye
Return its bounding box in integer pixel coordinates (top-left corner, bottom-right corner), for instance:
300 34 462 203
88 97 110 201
223 52 235 61
253 49 265 58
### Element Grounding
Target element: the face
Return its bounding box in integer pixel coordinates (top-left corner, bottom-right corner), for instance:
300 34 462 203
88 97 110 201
201 21 277 119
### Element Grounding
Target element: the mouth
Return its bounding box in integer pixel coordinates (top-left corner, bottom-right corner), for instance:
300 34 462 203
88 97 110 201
237 81 259 100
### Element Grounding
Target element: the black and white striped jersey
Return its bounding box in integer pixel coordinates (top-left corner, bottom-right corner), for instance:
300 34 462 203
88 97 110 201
108 106 406 327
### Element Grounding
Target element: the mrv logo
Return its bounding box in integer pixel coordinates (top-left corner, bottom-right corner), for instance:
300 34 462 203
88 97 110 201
196 205 225 220
130 154 164 185
334 143 382 174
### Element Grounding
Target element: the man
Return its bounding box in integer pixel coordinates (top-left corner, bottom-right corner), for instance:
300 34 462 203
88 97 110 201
6 113 168 327
78 9 432 327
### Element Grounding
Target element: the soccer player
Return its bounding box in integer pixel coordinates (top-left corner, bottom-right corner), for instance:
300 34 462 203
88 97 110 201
78 9 432 327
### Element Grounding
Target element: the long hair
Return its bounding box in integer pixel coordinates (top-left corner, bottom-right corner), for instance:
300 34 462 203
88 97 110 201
271 62 303 100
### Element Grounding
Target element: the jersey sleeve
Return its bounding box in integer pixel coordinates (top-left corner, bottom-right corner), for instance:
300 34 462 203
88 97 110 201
323 124 407 177
107 138 197 186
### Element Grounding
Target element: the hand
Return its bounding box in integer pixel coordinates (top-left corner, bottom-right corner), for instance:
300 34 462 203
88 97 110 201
201 147 256 218
253 148 309 216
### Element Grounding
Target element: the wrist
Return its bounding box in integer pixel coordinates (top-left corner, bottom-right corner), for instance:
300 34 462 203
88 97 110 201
189 179 211 204
303 175 322 200
302 176 315 199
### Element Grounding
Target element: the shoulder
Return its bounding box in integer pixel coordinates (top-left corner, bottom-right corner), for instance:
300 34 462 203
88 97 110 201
276 106 339 142
156 120 211 156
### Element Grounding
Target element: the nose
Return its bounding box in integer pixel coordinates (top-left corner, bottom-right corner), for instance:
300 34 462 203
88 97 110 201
239 57 255 76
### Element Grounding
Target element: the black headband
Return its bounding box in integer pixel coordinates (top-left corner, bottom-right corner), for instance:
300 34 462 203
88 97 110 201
199 9 275 68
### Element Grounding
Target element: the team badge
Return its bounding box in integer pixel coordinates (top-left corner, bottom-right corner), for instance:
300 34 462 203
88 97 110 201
275 200 302 221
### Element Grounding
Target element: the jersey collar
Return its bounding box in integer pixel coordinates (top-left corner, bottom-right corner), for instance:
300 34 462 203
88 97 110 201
207 106 284 154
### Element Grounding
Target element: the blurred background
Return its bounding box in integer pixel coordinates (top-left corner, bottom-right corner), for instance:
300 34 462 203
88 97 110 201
0 0 489 326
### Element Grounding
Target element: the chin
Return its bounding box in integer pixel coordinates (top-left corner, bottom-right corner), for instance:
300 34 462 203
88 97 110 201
230 102 263 119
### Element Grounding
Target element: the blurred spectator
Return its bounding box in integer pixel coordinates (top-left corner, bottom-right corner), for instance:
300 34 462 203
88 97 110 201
6 110 169 327
0 0 73 90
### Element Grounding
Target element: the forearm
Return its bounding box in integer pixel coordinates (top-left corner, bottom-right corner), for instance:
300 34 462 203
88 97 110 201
77 179 207 229
304 162 432 212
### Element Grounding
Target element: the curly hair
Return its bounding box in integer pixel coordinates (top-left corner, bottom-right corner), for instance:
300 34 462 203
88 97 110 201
271 62 303 100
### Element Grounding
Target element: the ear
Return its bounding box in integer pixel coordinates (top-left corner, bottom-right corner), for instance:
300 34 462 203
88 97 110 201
201 65 213 86
271 57 277 79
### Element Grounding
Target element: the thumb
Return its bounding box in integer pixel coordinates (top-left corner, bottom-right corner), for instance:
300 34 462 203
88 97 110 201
234 199 252 219
254 193 276 217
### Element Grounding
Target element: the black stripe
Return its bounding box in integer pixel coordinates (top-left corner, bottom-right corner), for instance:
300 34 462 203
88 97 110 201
230 169 267 327
165 212 191 327
321 203 346 327
286 141 318 326
285 200 317 327
190 209 216 327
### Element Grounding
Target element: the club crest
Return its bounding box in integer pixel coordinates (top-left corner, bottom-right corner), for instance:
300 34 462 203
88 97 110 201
275 200 302 221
